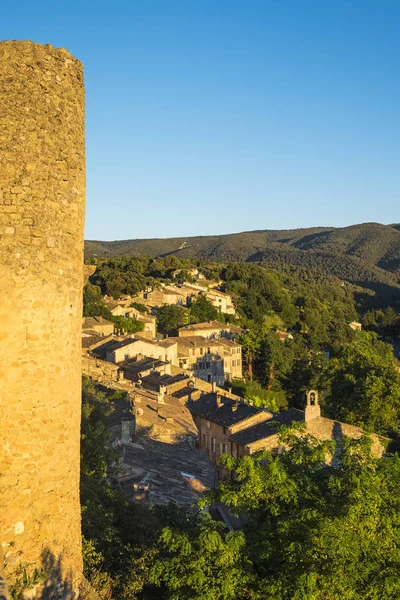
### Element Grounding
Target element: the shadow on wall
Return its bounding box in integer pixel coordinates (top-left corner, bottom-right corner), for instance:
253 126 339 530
4 548 94 600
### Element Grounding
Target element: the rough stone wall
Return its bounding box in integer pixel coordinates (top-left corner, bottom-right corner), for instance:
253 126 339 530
0 41 85 592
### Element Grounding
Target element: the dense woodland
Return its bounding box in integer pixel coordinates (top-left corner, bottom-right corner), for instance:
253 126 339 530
85 222 400 288
80 252 400 598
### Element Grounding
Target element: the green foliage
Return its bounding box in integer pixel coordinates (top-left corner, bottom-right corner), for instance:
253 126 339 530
149 518 252 600
81 379 400 599
83 283 113 319
156 305 189 334
323 332 400 436
195 431 400 600
244 379 288 412
80 377 198 599
111 315 145 335
189 295 219 323
9 565 47 600
130 301 150 314
81 377 116 480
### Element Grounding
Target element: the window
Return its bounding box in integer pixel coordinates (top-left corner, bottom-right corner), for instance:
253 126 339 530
207 421 210 429
211 438 216 452
221 443 227 454
200 348 204 355
203 433 207 448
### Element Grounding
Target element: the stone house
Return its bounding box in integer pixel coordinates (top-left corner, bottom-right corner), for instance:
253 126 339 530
110 305 156 338
189 390 386 478
204 289 235 315
178 320 243 341
91 335 178 365
144 286 187 307
275 330 294 342
119 355 171 383
349 321 362 331
140 372 190 395
82 316 114 336
167 335 243 384
188 393 272 475
82 354 120 382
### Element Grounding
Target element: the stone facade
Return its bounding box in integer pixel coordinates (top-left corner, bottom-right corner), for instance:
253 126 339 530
168 335 242 383
0 41 85 593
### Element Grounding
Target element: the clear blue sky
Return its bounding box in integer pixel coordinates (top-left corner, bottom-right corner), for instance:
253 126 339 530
2 1 399 240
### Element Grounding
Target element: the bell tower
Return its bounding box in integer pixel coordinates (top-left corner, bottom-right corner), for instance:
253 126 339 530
304 390 321 422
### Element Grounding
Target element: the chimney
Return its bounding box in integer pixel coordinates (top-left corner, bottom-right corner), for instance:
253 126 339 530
212 381 216 392
157 391 165 404
216 394 223 408
232 402 238 412
99 315 103 323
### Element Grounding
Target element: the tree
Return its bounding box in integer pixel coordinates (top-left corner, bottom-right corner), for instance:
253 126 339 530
189 295 219 323
111 316 145 335
239 329 261 379
157 305 188 335
149 429 400 599
323 332 400 436
83 282 112 319
150 519 252 600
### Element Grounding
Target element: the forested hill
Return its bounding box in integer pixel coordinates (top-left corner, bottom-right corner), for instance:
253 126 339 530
85 222 400 285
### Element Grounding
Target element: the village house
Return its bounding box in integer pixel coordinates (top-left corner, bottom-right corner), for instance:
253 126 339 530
188 390 386 478
110 305 157 338
82 315 115 337
139 372 190 395
187 392 272 475
349 321 362 331
178 320 243 341
144 286 187 308
204 289 235 315
82 354 120 382
90 334 178 365
172 268 205 281
167 335 243 384
119 355 171 383
275 330 294 342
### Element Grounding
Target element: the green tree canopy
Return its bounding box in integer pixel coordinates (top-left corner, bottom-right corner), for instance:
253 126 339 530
157 305 189 335
190 295 219 323
323 332 400 436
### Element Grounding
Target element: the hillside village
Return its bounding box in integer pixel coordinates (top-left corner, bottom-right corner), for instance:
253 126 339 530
81 266 395 520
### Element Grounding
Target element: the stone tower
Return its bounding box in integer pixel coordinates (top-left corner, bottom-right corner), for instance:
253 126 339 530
0 41 85 592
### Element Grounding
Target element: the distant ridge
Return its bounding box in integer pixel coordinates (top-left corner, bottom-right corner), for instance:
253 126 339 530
85 222 400 287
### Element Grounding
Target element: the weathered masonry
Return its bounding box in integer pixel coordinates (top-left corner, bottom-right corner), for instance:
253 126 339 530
0 41 85 593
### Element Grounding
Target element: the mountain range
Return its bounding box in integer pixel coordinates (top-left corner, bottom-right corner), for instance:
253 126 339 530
85 222 400 288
